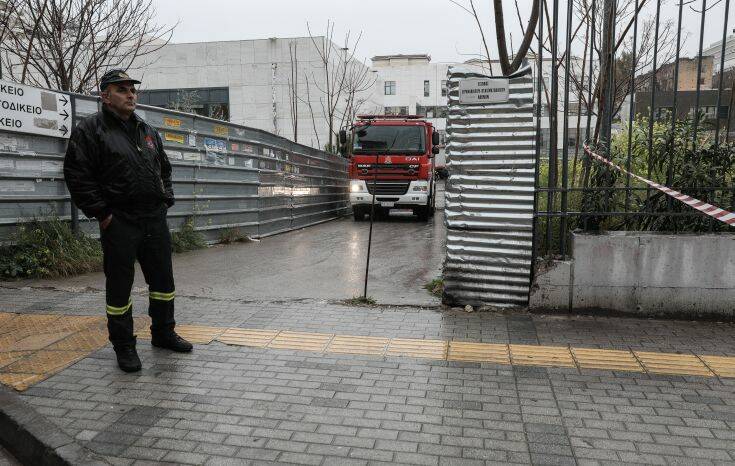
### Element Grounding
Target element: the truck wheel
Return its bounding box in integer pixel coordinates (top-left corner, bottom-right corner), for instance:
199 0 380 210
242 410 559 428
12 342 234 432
352 207 363 221
416 206 429 222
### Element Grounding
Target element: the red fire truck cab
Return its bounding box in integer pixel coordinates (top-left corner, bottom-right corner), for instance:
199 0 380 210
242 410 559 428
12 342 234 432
339 115 440 221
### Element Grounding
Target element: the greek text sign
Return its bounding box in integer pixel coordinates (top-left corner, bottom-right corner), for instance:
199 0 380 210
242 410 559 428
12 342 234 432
0 80 72 138
458 78 509 104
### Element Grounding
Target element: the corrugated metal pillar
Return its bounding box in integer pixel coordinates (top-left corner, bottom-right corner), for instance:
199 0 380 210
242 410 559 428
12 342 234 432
442 67 536 309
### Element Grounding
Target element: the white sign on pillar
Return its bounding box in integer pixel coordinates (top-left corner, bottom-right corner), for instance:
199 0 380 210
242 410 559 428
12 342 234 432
0 80 72 139
458 78 510 104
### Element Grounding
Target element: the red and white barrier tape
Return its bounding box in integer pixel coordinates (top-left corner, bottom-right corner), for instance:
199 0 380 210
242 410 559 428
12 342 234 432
583 144 735 226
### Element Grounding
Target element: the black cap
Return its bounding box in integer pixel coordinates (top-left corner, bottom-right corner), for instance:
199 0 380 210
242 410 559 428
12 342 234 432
99 69 141 90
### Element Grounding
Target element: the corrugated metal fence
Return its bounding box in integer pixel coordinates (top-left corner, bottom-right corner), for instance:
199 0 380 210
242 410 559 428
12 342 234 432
442 67 536 308
0 92 349 243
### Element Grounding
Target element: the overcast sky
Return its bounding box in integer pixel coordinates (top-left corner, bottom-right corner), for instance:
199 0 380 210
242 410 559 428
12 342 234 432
151 0 734 65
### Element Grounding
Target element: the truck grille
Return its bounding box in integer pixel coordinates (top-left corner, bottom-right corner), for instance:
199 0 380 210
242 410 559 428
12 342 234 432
367 181 410 195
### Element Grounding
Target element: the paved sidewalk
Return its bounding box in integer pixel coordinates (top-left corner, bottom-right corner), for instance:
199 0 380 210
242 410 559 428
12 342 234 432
1 286 735 465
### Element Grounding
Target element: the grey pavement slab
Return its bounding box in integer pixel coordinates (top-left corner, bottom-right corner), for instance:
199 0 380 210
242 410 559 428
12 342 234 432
3 286 735 356
10 334 735 466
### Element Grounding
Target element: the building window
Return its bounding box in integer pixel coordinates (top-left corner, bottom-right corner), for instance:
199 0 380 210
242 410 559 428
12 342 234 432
424 80 430 97
384 81 396 95
137 87 230 121
384 106 408 116
441 80 448 97
416 105 448 119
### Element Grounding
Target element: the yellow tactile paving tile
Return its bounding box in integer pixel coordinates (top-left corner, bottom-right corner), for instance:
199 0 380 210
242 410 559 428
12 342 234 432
0 312 14 330
700 356 735 378
387 338 448 359
9 332 75 352
51 316 104 333
634 351 714 377
268 331 334 352
0 351 33 369
0 373 47 391
0 314 63 336
0 312 112 391
46 327 109 351
447 342 510 364
4 350 89 374
4 311 735 394
137 325 225 344
326 335 390 356
510 344 576 367
173 325 226 344
217 328 279 347
572 348 644 372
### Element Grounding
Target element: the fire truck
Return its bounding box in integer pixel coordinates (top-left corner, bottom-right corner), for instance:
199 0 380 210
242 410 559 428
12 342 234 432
339 115 440 221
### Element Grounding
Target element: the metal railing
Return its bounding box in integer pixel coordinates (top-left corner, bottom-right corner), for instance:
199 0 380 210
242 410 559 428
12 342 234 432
0 91 349 243
535 0 735 259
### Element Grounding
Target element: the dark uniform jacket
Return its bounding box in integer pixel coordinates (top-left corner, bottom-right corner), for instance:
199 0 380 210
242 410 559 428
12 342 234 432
63 105 174 221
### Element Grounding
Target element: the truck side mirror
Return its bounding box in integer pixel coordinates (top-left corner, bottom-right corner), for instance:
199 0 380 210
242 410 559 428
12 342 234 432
432 146 440 155
432 131 440 146
339 129 347 145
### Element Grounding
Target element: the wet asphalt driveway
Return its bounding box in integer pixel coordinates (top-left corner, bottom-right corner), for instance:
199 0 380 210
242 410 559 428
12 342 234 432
20 187 447 306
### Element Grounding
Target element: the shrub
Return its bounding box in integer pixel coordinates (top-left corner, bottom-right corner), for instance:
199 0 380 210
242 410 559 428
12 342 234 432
583 115 735 232
0 216 102 279
218 227 251 244
171 217 207 253
424 278 443 298
344 296 377 306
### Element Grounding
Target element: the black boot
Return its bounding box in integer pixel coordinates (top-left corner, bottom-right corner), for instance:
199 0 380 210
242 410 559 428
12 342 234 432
113 340 142 372
149 299 193 352
151 332 193 352
107 311 141 372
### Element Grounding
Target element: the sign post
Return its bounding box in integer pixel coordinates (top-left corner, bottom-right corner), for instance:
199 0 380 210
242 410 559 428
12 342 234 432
458 78 510 105
0 80 72 139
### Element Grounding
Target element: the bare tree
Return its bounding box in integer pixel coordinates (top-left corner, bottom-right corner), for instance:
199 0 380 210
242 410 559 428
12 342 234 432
455 0 676 145
1 0 174 93
304 21 375 152
449 0 496 74
0 0 19 79
287 41 299 143
568 0 678 140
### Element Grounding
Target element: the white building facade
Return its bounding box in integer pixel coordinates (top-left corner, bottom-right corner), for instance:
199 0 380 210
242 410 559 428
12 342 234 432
704 34 735 75
131 37 381 150
370 54 451 139
371 54 591 155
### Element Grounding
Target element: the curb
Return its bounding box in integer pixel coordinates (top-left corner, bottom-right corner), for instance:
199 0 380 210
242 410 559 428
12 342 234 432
0 386 109 465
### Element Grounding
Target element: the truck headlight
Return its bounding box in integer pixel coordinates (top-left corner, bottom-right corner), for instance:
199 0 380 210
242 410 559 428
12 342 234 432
350 181 365 193
412 182 428 192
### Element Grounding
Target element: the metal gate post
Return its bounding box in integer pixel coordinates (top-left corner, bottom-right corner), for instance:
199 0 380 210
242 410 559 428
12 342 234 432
442 66 536 309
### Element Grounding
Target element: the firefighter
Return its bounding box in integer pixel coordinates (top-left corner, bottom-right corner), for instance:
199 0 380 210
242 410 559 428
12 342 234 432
63 69 192 372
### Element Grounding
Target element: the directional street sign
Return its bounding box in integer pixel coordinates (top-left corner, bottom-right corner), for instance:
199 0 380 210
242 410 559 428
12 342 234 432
0 80 72 139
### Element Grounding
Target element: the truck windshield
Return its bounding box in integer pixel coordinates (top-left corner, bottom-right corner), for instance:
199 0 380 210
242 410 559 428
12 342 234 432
353 125 425 154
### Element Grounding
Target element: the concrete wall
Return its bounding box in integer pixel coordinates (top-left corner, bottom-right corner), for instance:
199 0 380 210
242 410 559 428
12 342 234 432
530 232 735 319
